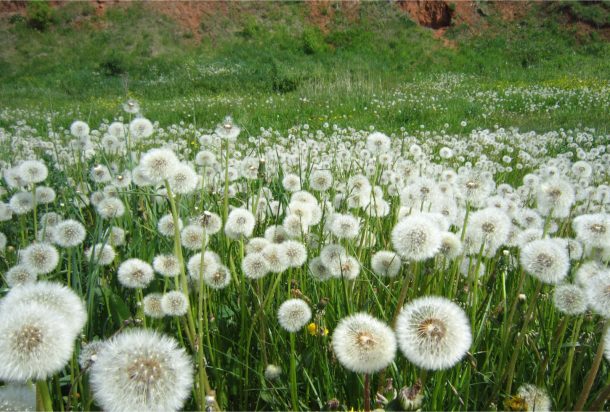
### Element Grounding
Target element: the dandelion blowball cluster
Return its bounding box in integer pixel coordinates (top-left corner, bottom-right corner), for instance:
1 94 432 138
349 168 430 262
3 109 610 410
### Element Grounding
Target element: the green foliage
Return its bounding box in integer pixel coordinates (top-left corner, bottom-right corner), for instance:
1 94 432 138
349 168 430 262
302 26 327 55
99 51 128 77
240 15 261 39
26 1 54 31
0 1 609 133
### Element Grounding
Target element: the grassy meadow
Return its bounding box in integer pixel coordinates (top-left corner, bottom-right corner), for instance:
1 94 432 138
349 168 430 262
0 2 609 412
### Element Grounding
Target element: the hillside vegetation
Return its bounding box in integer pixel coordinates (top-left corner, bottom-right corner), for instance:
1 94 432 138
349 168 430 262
0 1 609 132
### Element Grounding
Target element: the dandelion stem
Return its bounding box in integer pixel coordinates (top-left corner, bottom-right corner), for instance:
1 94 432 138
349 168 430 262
36 380 53 412
505 280 543 396
574 320 609 411
391 261 416 327
588 381 610 411
363 373 371 412
290 332 299 411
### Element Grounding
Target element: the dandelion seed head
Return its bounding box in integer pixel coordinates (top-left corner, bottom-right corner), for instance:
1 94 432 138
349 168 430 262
20 242 59 275
90 329 193 412
396 296 472 370
142 293 165 319
118 258 154 289
0 302 76 381
161 291 189 316
331 313 396 374
277 299 312 333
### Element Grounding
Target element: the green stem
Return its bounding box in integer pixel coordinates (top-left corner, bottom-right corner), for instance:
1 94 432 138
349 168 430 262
36 380 53 412
574 321 609 411
505 280 543 396
363 373 371 412
290 333 298 411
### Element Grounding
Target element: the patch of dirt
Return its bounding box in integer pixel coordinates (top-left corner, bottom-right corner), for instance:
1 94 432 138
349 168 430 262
433 27 457 48
396 0 452 29
494 1 531 21
147 1 228 40
307 0 335 33
0 1 26 15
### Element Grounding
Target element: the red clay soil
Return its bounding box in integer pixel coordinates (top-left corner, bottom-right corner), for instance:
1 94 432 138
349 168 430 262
396 0 452 29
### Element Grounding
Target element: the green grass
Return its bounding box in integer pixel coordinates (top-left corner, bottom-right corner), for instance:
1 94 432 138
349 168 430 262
0 1 609 133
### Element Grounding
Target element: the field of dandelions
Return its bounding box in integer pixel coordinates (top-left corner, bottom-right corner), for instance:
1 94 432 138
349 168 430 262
0 97 609 412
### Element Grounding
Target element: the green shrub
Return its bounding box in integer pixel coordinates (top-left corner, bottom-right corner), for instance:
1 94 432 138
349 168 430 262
99 52 127 77
240 16 261 39
26 1 54 31
302 26 327 55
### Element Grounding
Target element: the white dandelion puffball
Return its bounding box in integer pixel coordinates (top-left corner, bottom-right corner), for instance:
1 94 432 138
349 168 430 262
52 219 86 248
203 264 232 290
395 296 472 370
553 284 587 315
181 224 207 250
0 281 87 337
0 383 35 411
310 169 333 192
196 211 222 235
129 117 154 139
139 148 180 184
583 269 610 318
85 243 116 266
536 178 575 219
153 254 181 277
90 329 193 412
9 192 34 215
78 340 106 369
168 163 198 195
438 232 463 260
118 258 154 289
264 364 282 380
261 243 289 274
308 257 333 282
517 384 551 411
283 240 308 268
0 302 76 381
5 265 37 287
573 213 610 249
391 215 441 261
520 239 569 285
70 120 90 138
366 132 391 154
242 253 270 280
143 293 165 319
282 173 301 192
277 299 312 333
187 252 219 282
331 313 397 374
245 237 270 255
225 208 256 239
19 242 59 275
158 214 183 237
96 197 125 220
161 291 189 316
123 99 140 114
330 213 361 240
19 160 48 184
371 250 402 278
